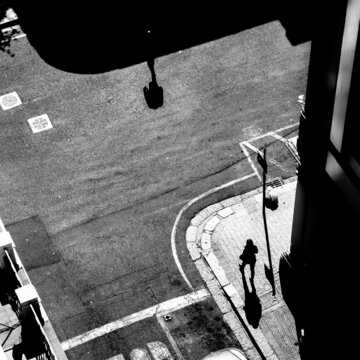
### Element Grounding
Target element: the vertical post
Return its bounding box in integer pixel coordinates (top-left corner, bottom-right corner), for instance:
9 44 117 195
261 148 276 296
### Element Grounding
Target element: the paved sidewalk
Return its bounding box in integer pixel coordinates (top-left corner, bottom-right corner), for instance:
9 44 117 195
186 176 299 360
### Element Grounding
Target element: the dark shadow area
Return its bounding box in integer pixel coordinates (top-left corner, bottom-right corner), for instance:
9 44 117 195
20 319 46 359
0 0 21 56
143 30 163 109
3 1 291 73
5 216 61 271
239 239 258 280
12 343 23 360
240 272 262 329
279 253 305 348
239 240 262 328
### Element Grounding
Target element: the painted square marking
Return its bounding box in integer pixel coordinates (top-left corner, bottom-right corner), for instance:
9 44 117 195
0 92 22 110
27 114 53 133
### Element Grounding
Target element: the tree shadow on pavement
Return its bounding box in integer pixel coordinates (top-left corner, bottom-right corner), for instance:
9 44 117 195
240 269 262 328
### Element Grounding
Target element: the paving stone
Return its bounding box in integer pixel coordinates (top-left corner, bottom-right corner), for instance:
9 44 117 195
206 278 222 294
194 259 214 282
233 328 254 351
204 253 229 287
213 268 230 287
191 209 211 226
204 216 221 232
242 198 257 213
223 312 242 332
223 283 238 297
205 203 224 215
250 328 275 357
192 180 298 360
221 196 242 208
204 251 220 268
185 225 198 243
230 292 245 308
245 347 265 360
213 293 232 314
201 232 212 250
254 193 263 203
217 207 234 218
187 242 201 260
230 203 247 216
267 354 280 360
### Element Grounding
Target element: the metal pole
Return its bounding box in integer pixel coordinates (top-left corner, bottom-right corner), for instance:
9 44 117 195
261 148 276 296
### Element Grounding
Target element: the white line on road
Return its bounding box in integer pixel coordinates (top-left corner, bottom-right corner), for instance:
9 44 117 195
269 132 288 143
239 143 262 182
171 173 257 290
241 140 260 153
12 33 27 39
245 122 299 143
61 288 210 351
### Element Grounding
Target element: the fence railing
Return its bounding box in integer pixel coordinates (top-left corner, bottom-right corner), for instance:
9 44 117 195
29 304 57 360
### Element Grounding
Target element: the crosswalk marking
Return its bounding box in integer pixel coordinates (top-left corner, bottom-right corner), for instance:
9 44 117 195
62 288 210 351
148 342 174 360
130 348 151 360
106 342 173 360
106 355 125 360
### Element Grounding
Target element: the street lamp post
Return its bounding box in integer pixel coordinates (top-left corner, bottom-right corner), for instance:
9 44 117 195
257 147 276 296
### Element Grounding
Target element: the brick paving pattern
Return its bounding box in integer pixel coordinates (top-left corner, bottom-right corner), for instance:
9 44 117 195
188 177 300 360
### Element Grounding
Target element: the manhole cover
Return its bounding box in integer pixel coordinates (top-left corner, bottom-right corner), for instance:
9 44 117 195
266 177 284 188
27 114 53 133
0 92 22 110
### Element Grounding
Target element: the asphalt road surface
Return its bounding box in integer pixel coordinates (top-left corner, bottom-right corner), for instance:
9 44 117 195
1 19 310 360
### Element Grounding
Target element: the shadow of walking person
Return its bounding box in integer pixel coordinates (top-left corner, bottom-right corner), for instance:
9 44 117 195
143 29 163 109
241 272 262 328
239 239 262 328
239 239 258 280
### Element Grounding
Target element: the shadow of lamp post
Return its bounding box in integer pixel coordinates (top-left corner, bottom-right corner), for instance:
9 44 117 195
257 147 276 296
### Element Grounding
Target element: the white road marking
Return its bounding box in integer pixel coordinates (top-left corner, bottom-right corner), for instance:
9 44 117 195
171 173 257 290
27 114 53 133
237 123 300 184
106 355 125 360
157 316 184 360
105 342 173 360
148 341 174 360
245 122 299 142
61 288 210 351
269 132 288 143
241 140 260 153
239 143 262 182
0 91 22 110
130 348 151 360
12 33 27 39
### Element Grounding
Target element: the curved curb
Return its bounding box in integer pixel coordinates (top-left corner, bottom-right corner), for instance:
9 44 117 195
171 173 258 291
185 176 297 360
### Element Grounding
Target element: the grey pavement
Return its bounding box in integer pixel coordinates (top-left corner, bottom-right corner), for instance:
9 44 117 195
186 176 299 360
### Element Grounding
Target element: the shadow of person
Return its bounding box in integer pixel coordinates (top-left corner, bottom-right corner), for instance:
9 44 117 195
239 239 258 280
241 272 262 328
143 30 163 109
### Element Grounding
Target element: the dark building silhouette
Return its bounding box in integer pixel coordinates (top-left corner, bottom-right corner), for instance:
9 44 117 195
282 1 360 359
